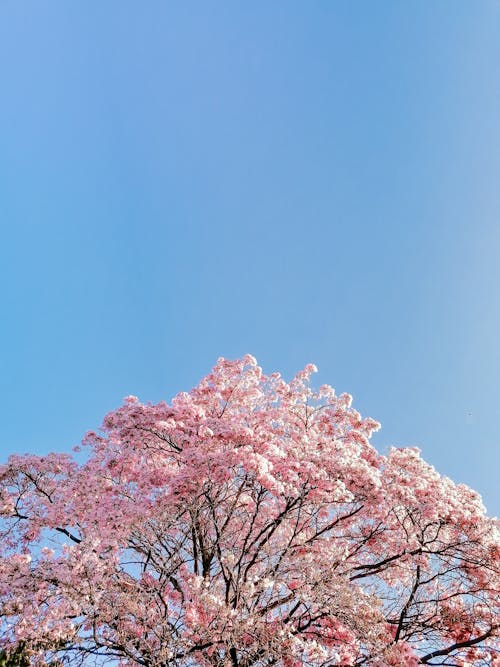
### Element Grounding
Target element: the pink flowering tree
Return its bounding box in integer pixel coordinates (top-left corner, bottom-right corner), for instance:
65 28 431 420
0 356 499 667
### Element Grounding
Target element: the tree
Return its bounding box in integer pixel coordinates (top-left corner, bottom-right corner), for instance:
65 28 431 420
0 356 498 667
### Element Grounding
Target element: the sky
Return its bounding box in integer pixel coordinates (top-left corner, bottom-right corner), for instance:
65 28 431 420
1 2 499 515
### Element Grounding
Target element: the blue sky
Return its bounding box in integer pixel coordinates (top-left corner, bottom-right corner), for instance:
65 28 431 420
1 2 499 514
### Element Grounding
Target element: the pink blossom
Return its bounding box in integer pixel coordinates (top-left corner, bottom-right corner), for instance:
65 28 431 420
0 356 498 667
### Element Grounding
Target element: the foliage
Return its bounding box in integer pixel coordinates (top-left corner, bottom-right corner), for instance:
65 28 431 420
0 642 63 667
1 356 499 666
0 643 31 667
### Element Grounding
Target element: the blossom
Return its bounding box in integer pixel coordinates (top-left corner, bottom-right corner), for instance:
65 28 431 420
0 356 498 667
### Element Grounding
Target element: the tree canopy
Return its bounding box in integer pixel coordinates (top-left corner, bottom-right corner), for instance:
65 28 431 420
1 356 498 666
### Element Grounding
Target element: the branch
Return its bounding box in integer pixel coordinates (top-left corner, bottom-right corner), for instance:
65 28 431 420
420 624 499 663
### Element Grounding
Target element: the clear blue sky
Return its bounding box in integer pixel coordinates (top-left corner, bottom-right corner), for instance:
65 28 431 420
1 2 499 514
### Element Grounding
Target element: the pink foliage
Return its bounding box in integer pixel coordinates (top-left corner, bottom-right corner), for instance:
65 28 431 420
0 356 498 666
